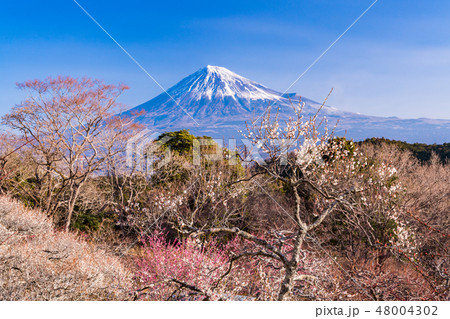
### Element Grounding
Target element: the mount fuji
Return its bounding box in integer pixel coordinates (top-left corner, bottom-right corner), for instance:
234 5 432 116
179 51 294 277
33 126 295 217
124 65 450 144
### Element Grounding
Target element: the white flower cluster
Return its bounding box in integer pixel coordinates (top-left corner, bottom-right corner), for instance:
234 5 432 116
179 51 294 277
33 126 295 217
154 192 184 211
295 137 326 169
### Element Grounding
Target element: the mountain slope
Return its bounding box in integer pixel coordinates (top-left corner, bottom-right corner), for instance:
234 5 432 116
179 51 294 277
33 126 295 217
124 66 450 143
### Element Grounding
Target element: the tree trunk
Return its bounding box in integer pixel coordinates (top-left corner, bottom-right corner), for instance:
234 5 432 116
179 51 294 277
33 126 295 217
277 264 295 300
64 182 83 232
277 229 307 300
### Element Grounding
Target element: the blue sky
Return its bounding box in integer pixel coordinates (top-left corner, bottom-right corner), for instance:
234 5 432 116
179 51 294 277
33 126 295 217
1 0 450 119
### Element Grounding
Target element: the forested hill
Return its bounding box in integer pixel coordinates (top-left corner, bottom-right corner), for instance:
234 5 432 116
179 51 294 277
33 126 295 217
358 137 450 163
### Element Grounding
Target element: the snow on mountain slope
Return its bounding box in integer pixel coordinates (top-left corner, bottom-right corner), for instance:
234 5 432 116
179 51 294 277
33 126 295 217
179 65 282 101
123 66 450 144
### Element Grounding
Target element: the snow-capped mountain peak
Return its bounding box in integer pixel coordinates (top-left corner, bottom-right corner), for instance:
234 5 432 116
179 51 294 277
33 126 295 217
124 66 450 144
176 65 282 102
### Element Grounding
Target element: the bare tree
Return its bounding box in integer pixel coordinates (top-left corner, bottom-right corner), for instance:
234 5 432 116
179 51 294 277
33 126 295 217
2 76 141 231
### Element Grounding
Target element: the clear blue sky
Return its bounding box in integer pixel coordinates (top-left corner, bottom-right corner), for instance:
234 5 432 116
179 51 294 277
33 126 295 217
1 0 449 119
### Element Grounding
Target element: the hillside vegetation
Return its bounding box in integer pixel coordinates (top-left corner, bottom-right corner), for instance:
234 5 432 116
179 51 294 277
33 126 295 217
0 77 448 300
0 196 131 300
359 137 450 163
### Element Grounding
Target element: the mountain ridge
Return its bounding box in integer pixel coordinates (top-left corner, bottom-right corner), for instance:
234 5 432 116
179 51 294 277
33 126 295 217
123 66 450 143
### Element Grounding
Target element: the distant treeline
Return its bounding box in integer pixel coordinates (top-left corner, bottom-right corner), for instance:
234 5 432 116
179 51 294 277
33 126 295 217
358 137 449 164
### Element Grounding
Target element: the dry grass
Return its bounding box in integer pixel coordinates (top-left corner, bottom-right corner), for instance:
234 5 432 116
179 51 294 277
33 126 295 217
0 196 132 300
